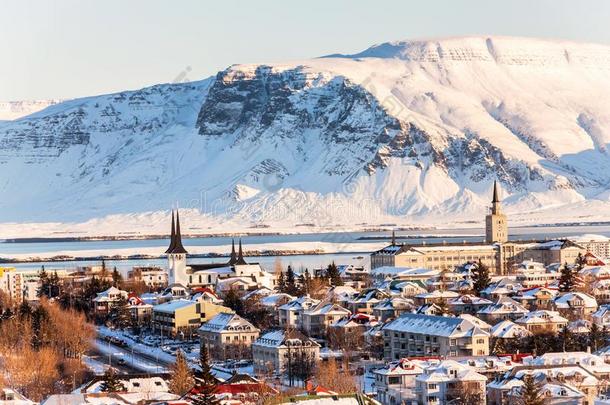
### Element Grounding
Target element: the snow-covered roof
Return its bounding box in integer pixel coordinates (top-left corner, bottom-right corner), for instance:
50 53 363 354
477 296 529 315
253 329 320 349
279 296 320 312
554 292 598 309
459 314 492 330
152 298 196 313
490 320 531 338
415 360 486 383
415 290 459 299
515 310 568 325
383 313 489 338
305 302 351 316
199 312 258 333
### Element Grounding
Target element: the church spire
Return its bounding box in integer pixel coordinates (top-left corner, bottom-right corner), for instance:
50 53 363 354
170 210 188 254
165 210 176 254
236 239 247 265
492 180 500 204
228 239 237 265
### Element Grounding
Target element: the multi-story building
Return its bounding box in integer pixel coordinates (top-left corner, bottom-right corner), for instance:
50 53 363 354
373 358 429 405
570 235 610 259
0 267 23 303
278 296 320 329
128 266 168 288
198 312 260 361
383 313 490 360
152 298 231 337
252 329 320 376
416 360 487 405
301 302 351 339
370 186 585 275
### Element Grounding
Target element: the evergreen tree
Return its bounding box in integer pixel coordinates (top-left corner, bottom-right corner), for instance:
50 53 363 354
590 323 604 352
471 259 491 296
223 289 245 316
277 271 286 293
559 262 576 292
37 266 49 298
559 325 574 352
326 262 343 287
518 374 545 405
110 295 132 329
192 345 220 405
31 305 48 349
49 271 61 298
285 266 298 295
100 368 126 392
169 350 195 396
111 267 123 287
301 268 312 295
18 300 32 320
575 252 586 270
436 298 450 316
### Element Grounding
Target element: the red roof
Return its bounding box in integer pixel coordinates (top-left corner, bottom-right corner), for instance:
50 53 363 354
213 383 277 395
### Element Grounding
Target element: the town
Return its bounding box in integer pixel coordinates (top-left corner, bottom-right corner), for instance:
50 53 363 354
2 185 610 405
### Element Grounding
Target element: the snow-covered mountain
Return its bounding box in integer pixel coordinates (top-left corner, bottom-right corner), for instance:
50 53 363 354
0 100 63 121
2 36 610 237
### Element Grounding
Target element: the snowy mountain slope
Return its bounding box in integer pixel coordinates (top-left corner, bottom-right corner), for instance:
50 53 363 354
2 36 610 236
0 99 63 121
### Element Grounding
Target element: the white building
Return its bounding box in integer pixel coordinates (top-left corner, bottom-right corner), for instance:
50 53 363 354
415 360 487 405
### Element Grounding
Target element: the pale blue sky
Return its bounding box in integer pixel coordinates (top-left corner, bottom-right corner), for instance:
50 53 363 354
2 0 609 100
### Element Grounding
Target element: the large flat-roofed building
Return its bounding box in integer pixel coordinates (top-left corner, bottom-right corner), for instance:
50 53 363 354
370 183 586 275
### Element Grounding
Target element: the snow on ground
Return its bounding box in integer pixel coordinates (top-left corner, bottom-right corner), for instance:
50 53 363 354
82 355 110 375
3 37 610 237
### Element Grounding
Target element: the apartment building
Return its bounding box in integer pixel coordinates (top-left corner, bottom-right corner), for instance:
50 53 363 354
383 313 490 360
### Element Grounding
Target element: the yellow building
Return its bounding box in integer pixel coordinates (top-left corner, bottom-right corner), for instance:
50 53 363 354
152 298 231 337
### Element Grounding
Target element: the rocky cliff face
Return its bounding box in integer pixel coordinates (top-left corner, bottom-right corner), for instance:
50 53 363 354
1 36 610 232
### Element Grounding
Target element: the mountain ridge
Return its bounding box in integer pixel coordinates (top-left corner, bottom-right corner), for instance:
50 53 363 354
1 36 610 237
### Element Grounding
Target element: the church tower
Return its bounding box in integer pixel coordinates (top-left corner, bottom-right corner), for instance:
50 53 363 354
166 210 188 286
485 181 508 243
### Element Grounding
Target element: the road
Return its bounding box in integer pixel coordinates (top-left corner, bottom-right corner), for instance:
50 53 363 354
92 338 169 373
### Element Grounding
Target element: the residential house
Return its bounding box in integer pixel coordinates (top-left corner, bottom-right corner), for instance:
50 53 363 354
373 359 430 405
198 312 260 361
476 297 529 324
448 294 493 315
514 310 569 334
278 296 320 329
252 329 320 376
92 286 128 316
373 297 414 322
347 288 391 315
302 302 351 339
553 292 598 320
415 360 487 405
